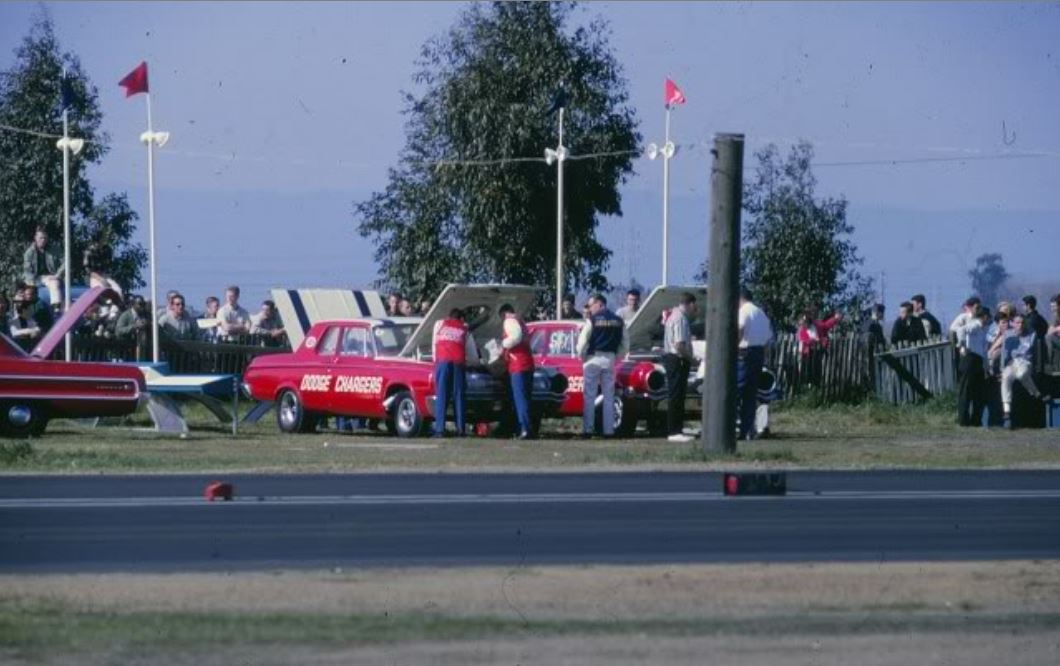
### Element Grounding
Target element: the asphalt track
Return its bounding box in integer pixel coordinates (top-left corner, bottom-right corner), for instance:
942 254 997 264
2 471 1059 572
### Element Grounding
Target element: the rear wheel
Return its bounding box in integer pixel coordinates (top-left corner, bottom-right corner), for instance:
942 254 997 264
595 397 637 438
388 391 424 438
0 401 48 439
276 389 317 434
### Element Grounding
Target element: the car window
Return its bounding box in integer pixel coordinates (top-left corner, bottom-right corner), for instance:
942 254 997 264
373 323 416 357
314 327 340 356
341 327 368 357
530 330 548 355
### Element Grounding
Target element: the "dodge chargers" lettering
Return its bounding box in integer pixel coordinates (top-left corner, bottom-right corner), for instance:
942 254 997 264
334 375 383 394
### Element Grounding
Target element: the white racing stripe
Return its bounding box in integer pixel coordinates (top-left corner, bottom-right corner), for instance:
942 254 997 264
3 489 1060 509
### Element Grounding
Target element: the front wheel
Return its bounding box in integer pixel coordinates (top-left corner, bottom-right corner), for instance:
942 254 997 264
0 401 48 439
388 391 424 438
595 397 637 438
276 389 317 434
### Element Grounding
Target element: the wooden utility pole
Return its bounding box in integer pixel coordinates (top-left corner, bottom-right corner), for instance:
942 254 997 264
702 133 744 455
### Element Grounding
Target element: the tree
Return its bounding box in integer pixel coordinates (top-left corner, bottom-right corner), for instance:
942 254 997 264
698 142 873 329
355 2 640 303
968 253 1009 308
0 12 145 293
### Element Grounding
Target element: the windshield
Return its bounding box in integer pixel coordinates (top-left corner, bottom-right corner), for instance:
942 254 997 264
372 323 417 357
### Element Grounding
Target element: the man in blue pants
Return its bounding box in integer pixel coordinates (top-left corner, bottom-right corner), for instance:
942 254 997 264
737 288 773 440
433 308 479 437
499 303 535 439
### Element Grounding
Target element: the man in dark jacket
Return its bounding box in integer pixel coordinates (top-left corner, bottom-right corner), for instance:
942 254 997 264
910 294 942 339
891 301 927 346
1021 295 1049 340
859 304 887 350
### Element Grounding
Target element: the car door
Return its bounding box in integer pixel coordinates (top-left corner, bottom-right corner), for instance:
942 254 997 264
331 324 378 416
300 325 340 412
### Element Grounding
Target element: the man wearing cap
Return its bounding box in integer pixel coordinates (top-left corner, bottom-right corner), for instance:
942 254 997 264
576 294 629 438
499 303 535 439
432 308 480 437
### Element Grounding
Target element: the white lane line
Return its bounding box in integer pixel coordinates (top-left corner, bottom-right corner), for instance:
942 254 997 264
3 489 1060 509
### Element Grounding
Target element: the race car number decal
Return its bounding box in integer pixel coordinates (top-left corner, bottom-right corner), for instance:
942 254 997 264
300 374 332 392
567 376 584 393
335 375 383 395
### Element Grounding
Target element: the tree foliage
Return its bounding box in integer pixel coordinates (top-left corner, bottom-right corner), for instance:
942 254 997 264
0 12 145 293
355 1 640 302
699 142 873 329
969 252 1009 309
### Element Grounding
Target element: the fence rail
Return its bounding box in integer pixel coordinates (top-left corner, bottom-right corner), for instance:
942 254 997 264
54 333 289 375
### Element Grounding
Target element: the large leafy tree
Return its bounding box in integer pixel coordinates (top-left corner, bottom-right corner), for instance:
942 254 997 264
355 1 640 302
968 253 1009 309
0 12 145 293
699 142 873 329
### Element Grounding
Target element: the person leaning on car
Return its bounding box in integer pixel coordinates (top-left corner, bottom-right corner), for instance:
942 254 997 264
431 307 480 438
663 292 697 442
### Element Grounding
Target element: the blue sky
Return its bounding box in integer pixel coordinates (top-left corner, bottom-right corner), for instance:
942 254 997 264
1 1 1057 320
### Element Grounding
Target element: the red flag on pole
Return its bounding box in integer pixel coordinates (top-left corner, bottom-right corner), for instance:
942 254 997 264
665 77 686 108
119 61 149 97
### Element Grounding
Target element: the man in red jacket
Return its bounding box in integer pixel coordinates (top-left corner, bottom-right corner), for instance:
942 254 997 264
432 308 480 437
499 302 535 440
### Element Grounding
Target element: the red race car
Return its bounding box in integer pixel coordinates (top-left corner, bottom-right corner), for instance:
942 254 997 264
0 287 145 438
243 284 568 437
527 320 665 436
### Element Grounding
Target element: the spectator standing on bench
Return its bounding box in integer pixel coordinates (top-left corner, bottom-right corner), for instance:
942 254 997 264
159 293 198 340
217 285 250 341
251 299 287 346
911 294 942 339
999 314 1051 425
22 227 64 310
951 301 990 426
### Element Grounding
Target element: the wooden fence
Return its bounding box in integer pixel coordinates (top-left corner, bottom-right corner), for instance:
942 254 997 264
765 333 956 405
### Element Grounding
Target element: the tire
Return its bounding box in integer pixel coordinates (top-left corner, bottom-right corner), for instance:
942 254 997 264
388 391 424 438
0 401 48 439
276 389 317 434
595 397 637 438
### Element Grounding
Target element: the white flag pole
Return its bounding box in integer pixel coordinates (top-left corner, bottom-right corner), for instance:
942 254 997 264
662 106 672 286
61 104 72 360
555 107 565 320
144 91 160 364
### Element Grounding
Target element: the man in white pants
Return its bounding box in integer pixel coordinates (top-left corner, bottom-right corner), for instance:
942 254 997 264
1000 314 1051 423
576 294 628 438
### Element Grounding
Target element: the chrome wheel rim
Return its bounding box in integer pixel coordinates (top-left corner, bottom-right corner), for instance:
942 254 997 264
279 393 299 429
613 398 624 428
8 405 31 427
398 399 416 431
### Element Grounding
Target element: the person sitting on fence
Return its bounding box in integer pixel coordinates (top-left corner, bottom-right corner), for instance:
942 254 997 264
859 303 887 351
21 226 64 310
217 285 251 341
159 293 198 340
797 309 842 356
910 294 942 339
115 295 149 343
1047 294 1060 368
250 299 287 346
82 240 123 297
199 296 222 343
9 300 42 350
890 301 926 346
998 314 1051 425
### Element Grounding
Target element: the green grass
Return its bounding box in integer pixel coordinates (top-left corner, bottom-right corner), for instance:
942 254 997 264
3 600 1059 656
1 393 1057 473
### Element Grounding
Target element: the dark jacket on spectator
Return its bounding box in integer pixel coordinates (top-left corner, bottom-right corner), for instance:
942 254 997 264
891 317 927 346
915 311 942 338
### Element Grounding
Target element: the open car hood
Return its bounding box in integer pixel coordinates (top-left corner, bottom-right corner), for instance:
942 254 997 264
271 288 388 349
400 284 541 359
626 285 708 353
32 286 123 359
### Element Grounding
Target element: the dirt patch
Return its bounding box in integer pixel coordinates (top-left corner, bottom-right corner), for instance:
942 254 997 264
5 560 1059 619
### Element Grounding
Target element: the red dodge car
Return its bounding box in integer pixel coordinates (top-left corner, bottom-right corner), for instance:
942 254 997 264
0 287 145 438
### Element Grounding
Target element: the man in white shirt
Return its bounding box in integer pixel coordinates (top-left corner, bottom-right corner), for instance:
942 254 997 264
662 292 697 442
951 303 990 426
217 285 251 340
576 294 629 438
615 289 641 323
737 287 773 440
